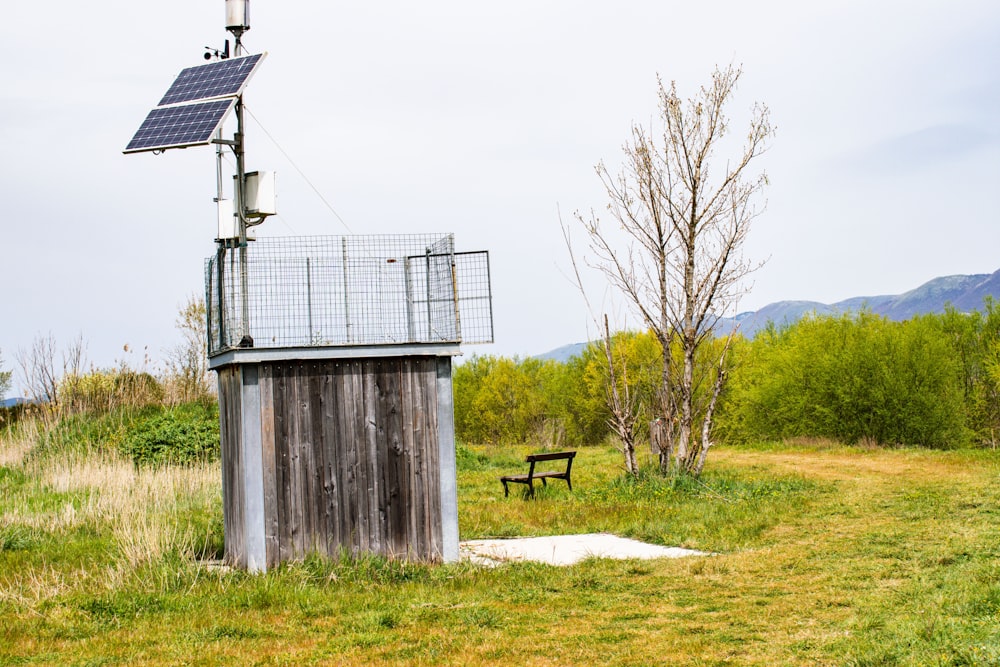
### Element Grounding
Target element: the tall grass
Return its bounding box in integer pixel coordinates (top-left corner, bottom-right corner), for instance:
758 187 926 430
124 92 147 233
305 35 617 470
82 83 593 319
41 453 220 567
0 407 222 611
0 418 38 468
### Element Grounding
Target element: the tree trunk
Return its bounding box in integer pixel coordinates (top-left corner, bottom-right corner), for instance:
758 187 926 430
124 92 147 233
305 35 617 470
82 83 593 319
657 346 675 473
603 316 639 477
651 418 672 473
675 342 696 472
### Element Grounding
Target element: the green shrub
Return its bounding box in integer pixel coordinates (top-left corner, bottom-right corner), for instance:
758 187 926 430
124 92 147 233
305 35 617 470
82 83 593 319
120 402 219 466
32 409 133 461
722 312 968 448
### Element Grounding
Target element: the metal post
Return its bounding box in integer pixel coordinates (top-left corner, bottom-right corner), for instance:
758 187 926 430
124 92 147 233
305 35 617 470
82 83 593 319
450 255 460 341
306 257 314 343
485 252 495 345
404 257 416 342
215 129 225 206
235 97 250 344
216 246 227 349
213 118 227 350
342 238 351 344
425 249 433 340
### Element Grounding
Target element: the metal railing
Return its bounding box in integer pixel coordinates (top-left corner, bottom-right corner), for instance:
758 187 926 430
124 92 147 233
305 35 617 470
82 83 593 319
206 234 493 355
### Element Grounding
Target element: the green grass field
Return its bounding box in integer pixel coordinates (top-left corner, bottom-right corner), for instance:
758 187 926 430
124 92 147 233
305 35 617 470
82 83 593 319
2 424 1000 665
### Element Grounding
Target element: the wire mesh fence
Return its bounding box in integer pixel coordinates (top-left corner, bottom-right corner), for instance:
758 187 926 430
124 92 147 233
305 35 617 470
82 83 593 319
205 235 493 355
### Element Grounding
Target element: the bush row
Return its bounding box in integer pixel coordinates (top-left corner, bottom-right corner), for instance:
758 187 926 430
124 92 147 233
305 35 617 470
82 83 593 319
455 301 1000 449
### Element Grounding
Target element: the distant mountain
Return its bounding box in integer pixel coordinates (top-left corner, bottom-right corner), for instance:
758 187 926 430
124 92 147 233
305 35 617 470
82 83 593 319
725 269 1000 338
0 397 27 408
536 269 1000 360
535 342 589 363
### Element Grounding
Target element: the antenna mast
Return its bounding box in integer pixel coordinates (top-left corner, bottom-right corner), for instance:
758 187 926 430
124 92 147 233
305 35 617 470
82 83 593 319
223 0 252 344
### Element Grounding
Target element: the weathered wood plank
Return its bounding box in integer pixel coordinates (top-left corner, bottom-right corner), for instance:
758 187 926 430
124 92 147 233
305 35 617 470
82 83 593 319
404 361 425 556
317 362 337 555
306 364 327 554
346 359 366 555
294 363 313 554
330 361 352 555
259 363 279 568
400 360 414 557
362 360 382 555
382 360 406 557
272 363 293 563
290 363 307 557
424 358 441 558
219 366 246 567
373 361 388 556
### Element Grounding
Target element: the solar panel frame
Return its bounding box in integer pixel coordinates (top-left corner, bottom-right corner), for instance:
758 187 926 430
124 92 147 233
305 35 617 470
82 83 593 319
124 52 267 155
157 53 266 106
124 98 237 154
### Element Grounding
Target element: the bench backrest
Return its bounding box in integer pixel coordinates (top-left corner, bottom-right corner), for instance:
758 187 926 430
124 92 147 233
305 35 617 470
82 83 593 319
525 451 576 463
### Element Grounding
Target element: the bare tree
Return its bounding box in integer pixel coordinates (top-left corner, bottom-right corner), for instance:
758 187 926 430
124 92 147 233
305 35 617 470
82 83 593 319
0 349 12 402
15 333 87 411
563 222 643 476
576 64 772 477
17 334 60 407
164 295 212 402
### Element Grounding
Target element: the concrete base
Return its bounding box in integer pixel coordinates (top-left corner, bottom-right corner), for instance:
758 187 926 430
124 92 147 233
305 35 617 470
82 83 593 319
460 533 710 567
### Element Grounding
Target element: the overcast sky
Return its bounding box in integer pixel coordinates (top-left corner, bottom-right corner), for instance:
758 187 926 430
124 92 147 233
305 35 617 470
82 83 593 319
2 1 998 388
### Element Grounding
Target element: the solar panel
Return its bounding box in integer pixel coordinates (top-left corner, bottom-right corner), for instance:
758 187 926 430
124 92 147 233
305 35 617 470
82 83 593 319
124 52 266 154
124 98 237 153
157 53 265 106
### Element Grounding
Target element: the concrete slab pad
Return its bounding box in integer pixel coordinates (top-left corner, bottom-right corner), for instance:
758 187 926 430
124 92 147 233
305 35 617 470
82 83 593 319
460 533 709 567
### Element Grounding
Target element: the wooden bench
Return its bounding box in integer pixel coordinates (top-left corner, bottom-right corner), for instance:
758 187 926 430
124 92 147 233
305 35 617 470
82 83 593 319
500 451 576 498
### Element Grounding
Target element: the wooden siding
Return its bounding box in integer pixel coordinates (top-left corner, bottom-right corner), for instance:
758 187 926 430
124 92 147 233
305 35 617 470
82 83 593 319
218 356 446 568
217 365 245 567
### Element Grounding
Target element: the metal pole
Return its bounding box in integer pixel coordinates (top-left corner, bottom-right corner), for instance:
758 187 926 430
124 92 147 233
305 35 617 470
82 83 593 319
306 257 314 343
404 257 416 342
485 252 495 343
342 238 351 344
223 22 250 346
213 121 226 349
235 96 250 344
425 249 432 340
450 256 460 341
216 247 227 349
215 129 225 205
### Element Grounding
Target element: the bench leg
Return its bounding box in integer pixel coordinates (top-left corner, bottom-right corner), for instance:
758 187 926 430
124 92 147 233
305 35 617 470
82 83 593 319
566 476 572 492
502 480 509 497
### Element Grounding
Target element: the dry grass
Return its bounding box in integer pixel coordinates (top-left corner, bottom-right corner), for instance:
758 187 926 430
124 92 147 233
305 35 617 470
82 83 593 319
2 419 220 579
44 454 219 567
0 419 38 468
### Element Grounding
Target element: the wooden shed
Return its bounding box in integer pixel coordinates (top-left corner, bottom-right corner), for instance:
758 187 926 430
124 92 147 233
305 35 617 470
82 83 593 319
206 235 492 571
